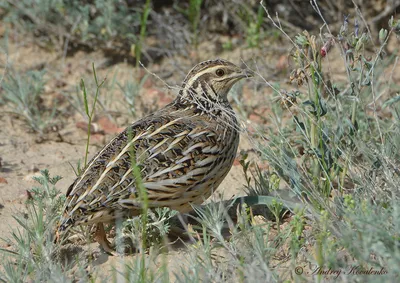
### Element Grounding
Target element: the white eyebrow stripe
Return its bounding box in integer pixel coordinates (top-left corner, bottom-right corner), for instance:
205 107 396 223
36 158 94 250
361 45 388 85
186 66 225 87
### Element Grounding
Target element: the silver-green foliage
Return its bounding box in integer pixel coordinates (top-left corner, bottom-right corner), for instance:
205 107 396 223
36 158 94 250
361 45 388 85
0 68 56 133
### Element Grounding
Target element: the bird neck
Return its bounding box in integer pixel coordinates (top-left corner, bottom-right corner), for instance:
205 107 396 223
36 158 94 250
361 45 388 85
172 86 238 131
175 82 229 112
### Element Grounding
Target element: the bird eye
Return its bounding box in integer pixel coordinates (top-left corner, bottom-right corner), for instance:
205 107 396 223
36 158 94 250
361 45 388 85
216 69 225 77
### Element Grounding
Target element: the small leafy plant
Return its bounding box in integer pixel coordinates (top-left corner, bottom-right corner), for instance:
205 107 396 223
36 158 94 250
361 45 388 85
0 68 56 134
0 170 67 282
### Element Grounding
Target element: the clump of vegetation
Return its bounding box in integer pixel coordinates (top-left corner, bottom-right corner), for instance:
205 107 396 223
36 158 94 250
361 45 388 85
175 0 203 47
245 5 265 48
0 0 141 55
0 67 57 134
255 2 400 280
118 74 148 118
118 207 178 253
0 170 68 282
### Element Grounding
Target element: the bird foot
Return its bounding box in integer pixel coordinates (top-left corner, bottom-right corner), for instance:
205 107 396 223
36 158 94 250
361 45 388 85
95 223 116 255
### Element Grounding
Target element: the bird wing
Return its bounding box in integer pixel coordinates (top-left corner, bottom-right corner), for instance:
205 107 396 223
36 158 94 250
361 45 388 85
62 111 227 226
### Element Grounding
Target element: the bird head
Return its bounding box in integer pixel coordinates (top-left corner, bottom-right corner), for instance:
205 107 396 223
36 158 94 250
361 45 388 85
178 59 253 106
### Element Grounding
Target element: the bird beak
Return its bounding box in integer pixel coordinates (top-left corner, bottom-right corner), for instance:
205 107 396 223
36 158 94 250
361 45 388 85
231 69 254 81
243 68 254 78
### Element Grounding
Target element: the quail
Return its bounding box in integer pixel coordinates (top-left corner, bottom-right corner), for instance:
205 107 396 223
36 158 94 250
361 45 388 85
58 59 253 252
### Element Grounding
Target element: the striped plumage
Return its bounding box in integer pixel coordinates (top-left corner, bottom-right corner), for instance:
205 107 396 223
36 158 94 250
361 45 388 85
58 59 252 251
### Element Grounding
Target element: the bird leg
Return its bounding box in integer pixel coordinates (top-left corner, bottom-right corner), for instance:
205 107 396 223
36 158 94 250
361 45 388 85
94 223 115 254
